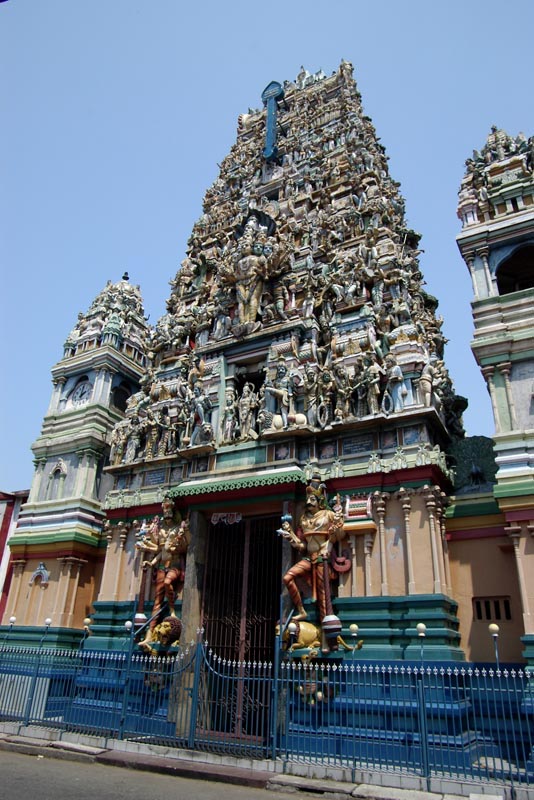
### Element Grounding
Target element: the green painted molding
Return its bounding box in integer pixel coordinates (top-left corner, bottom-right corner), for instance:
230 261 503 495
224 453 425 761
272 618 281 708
331 594 464 661
472 287 534 309
0 625 90 650
476 348 534 367
8 530 104 549
168 468 307 497
521 634 534 667
447 497 500 518
86 599 183 650
494 482 534 499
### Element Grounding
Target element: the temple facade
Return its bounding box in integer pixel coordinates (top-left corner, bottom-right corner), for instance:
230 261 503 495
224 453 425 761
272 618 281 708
3 64 533 664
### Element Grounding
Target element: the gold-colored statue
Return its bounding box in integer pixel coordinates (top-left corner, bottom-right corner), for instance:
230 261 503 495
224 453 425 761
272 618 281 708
276 620 321 653
140 616 182 656
276 621 363 658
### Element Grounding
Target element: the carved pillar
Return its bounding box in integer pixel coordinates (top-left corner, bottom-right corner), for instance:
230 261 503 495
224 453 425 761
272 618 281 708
507 525 532 633
46 376 66 416
94 368 107 404
373 492 389 595
481 366 500 432
112 522 130 601
465 255 477 296
90 449 104 500
424 486 442 594
498 362 517 430
349 535 358 596
51 559 70 623
363 533 374 596
74 449 88 496
72 448 100 499
66 558 86 626
82 449 94 498
96 519 119 602
5 560 26 623
480 247 497 295
54 557 87 626
82 448 100 498
437 492 452 596
29 458 46 503
127 520 143 602
397 487 415 594
336 531 355 599
477 247 494 296
96 367 113 406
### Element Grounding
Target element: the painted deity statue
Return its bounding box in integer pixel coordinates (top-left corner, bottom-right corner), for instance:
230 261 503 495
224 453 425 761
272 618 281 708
221 390 238 442
136 498 190 647
265 360 292 428
279 476 345 646
238 382 258 440
234 238 267 326
218 214 285 335
224 217 270 329
187 385 213 447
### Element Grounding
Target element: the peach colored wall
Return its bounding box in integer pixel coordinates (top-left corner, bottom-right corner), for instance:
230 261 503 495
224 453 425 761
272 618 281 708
8 556 104 630
343 496 447 599
18 561 54 626
369 528 381 594
73 559 103 625
448 536 524 663
407 495 434 595
354 536 366 596
384 500 407 595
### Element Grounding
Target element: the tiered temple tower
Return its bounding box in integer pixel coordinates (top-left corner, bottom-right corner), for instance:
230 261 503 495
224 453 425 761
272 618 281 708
98 63 467 659
4 274 150 646
456 128 534 662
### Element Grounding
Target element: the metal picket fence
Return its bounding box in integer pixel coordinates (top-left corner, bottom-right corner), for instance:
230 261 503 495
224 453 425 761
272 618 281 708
0 642 533 792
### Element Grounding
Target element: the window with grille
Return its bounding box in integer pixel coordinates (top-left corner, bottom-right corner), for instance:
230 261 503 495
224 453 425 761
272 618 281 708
473 596 512 622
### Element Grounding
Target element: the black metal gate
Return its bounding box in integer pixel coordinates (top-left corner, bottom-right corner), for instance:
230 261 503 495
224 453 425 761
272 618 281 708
200 515 281 742
202 515 282 663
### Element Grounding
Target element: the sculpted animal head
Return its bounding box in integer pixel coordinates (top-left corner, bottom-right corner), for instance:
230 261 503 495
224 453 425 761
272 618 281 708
153 616 182 647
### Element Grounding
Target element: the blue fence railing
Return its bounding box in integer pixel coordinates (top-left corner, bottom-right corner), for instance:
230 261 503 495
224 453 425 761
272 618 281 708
0 643 533 791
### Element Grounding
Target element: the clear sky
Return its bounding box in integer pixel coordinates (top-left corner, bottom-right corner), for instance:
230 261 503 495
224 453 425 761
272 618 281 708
1 0 532 491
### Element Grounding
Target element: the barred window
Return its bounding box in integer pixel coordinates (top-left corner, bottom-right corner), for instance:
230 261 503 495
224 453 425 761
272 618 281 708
473 596 512 622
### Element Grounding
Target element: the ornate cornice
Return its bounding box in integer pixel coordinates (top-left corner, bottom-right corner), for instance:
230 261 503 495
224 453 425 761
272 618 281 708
168 468 307 497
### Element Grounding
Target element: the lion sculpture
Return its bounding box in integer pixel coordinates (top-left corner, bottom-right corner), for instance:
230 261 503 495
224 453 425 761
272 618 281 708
276 620 321 653
276 620 363 658
139 616 182 655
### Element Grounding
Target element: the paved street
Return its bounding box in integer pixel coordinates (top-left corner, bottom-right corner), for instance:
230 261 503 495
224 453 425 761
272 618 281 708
0 750 298 800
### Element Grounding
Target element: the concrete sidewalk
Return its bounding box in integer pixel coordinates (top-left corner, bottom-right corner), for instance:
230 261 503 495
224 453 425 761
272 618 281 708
0 724 512 800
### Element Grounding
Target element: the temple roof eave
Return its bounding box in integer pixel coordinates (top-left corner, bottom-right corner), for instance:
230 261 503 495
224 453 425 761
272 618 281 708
168 466 306 497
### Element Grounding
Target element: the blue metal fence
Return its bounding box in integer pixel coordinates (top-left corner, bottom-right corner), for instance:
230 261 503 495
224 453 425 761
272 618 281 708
277 661 534 786
0 643 533 791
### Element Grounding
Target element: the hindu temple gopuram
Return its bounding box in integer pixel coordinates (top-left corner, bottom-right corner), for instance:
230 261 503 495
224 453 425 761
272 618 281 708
3 63 534 666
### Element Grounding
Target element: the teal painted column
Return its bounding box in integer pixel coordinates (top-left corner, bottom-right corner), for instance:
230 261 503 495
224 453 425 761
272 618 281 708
522 634 534 667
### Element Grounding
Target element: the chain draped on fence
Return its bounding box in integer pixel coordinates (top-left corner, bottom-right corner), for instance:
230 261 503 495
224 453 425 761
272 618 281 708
0 642 533 791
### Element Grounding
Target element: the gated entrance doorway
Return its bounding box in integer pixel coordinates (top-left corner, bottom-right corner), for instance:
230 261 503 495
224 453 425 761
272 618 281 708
202 515 282 664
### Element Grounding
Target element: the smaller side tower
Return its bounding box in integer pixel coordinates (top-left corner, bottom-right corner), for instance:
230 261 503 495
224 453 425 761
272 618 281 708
456 128 534 661
3 274 150 645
